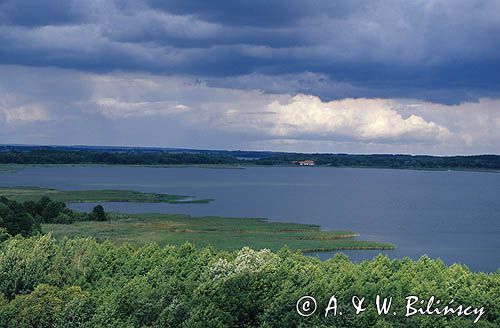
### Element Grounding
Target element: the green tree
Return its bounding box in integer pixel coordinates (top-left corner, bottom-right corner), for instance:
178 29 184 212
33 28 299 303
0 235 498 327
41 201 66 223
0 198 40 237
91 205 107 221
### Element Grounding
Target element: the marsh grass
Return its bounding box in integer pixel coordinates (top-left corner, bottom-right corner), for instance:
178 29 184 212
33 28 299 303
0 186 212 203
43 213 395 252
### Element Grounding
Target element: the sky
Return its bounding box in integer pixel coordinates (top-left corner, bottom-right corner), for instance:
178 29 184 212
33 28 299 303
0 0 499 154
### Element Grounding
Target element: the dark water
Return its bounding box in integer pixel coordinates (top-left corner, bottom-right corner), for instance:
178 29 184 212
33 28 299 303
1 166 499 272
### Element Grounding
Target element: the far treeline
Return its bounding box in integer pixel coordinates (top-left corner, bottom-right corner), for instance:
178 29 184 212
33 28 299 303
1 148 500 170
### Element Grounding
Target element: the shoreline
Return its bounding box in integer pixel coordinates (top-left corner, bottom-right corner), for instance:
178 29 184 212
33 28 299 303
1 162 499 174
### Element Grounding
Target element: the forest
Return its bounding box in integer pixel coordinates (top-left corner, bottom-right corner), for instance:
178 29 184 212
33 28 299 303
2 147 500 171
0 149 239 165
0 235 498 327
253 153 500 170
0 196 107 238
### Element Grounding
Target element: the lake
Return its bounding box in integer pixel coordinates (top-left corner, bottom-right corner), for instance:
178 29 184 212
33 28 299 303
1 165 499 272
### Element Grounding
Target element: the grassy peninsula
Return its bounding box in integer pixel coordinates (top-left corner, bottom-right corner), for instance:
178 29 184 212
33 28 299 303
0 186 211 203
0 187 392 251
43 213 394 252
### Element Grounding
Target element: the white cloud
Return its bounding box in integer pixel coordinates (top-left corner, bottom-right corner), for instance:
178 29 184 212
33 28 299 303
216 94 453 144
1 103 49 123
405 98 500 149
262 94 451 142
95 98 190 118
1 65 500 154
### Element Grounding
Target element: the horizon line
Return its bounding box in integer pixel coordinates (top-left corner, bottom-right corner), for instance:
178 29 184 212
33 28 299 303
1 143 499 158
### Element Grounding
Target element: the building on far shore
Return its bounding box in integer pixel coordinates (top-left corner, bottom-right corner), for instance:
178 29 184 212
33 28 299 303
292 160 316 166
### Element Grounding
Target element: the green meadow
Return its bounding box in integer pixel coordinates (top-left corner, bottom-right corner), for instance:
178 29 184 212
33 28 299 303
43 213 395 252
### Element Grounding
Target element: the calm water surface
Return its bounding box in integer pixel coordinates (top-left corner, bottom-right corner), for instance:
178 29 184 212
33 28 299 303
1 166 499 272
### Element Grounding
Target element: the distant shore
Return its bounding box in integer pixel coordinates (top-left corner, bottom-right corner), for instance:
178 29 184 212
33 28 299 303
2 163 499 175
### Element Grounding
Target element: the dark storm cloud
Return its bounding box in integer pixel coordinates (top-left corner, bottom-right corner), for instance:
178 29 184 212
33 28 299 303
0 0 78 26
147 0 364 27
0 0 499 103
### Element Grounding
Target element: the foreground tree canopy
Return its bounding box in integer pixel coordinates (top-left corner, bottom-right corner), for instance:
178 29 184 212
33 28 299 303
0 235 498 328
